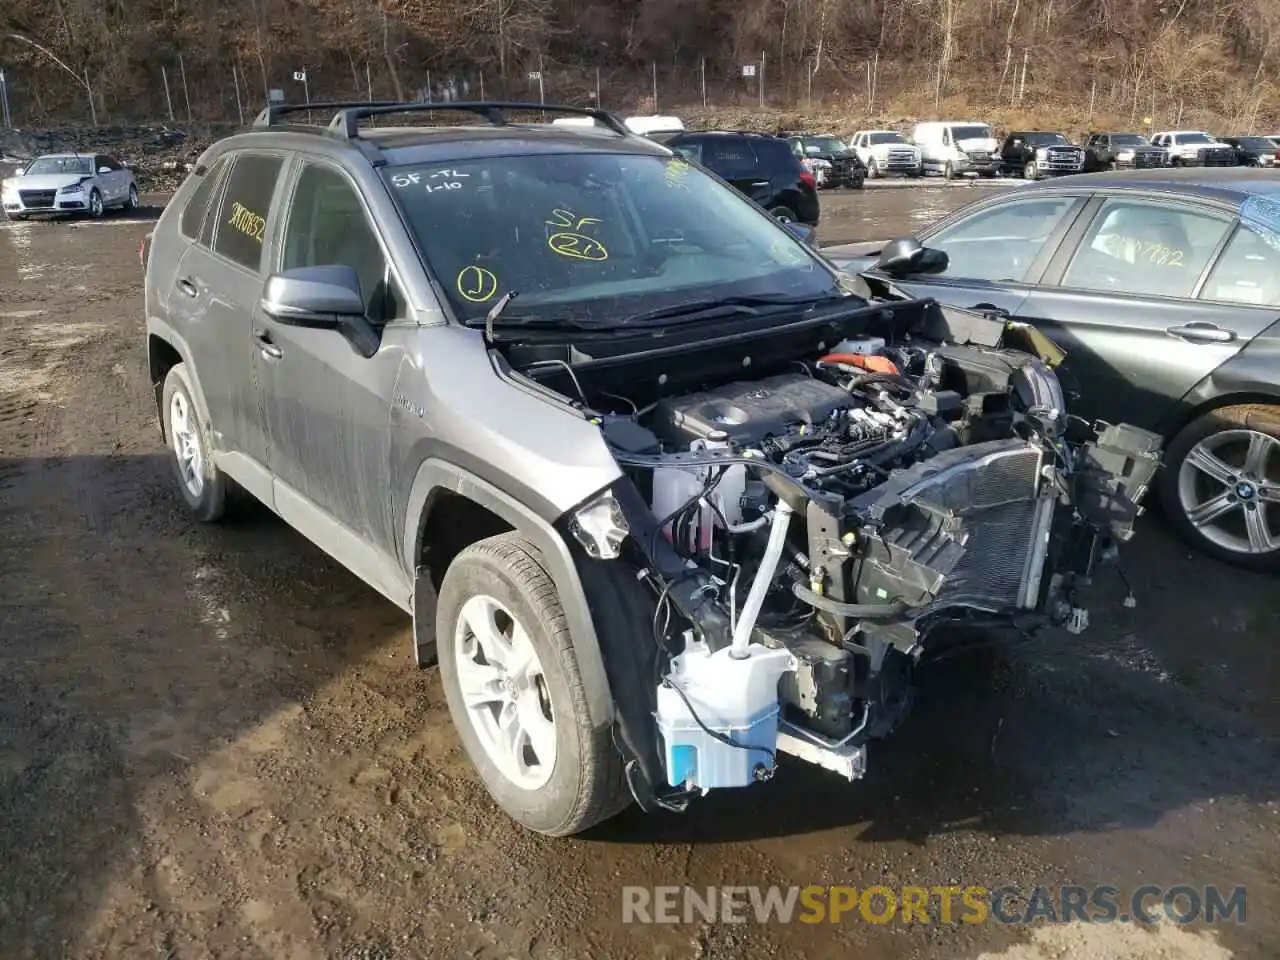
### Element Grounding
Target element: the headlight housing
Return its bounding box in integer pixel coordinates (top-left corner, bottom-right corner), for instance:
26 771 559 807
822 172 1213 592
1117 150 1135 160
568 491 630 560
60 182 85 194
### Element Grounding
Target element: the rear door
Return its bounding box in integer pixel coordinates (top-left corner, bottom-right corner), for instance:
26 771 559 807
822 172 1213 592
702 137 774 206
172 150 289 486
1017 194 1278 428
875 192 1089 316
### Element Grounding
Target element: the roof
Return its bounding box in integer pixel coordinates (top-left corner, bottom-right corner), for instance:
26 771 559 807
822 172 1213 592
215 101 675 166
1025 166 1280 203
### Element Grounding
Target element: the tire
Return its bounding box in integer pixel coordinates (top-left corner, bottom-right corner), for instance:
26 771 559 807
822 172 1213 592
87 188 104 219
161 363 230 523
1024 160 1039 180
1159 403 1280 570
125 183 139 211
944 161 955 181
769 206 797 223
867 158 880 179
436 532 630 836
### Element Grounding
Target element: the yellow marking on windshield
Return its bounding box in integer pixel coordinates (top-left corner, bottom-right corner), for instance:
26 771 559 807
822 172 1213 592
665 158 693 190
546 208 601 230
456 265 499 302
1101 234 1186 266
548 232 609 261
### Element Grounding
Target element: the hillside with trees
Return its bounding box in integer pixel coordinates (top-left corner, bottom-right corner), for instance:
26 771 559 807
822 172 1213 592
2 0 1278 133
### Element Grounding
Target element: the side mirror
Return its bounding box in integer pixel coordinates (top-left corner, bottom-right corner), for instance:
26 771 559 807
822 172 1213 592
874 236 948 277
259 265 380 357
783 221 817 246
97 166 111 174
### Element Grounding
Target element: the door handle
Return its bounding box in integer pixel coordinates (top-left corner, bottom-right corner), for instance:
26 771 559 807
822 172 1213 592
750 180 771 187
253 328 283 360
176 278 199 298
1165 322 1236 343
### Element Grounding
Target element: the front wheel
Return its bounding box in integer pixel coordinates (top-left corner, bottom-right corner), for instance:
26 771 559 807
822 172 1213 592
867 158 880 179
943 161 956 181
125 183 140 211
1160 403 1280 570
87 188 104 219
1024 161 1039 180
436 533 631 836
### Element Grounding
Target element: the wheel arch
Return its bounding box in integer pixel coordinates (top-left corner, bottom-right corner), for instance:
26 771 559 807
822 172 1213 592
1162 352 1280 444
403 459 615 727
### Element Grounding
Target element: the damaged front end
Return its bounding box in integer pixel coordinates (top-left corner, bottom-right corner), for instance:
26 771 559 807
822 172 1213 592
536 296 1161 812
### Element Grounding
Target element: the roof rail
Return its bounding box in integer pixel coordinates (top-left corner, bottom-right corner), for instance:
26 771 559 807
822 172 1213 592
326 100 632 138
252 100 407 128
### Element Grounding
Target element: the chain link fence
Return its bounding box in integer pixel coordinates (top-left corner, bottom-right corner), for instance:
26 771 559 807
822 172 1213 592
0 53 921 130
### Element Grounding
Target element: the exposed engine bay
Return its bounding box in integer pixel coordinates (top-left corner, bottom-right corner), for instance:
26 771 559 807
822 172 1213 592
502 294 1162 811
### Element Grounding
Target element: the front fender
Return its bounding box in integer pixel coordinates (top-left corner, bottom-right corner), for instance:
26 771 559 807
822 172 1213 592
403 459 614 727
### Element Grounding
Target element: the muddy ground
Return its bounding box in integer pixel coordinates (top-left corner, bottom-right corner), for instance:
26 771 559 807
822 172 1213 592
0 184 1277 960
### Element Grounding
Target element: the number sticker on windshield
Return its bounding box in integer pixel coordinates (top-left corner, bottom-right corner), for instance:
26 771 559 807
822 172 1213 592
456 265 499 302
227 201 266 243
391 169 470 193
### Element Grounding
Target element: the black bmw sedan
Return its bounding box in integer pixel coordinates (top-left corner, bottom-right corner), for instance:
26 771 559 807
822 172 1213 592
823 168 1280 569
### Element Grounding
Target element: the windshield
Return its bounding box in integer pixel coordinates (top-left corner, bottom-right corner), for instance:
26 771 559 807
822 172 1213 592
1111 134 1148 145
1179 133 1215 144
1235 137 1275 151
804 137 846 154
1027 133 1069 146
951 125 991 142
25 156 93 176
867 132 907 145
383 152 845 326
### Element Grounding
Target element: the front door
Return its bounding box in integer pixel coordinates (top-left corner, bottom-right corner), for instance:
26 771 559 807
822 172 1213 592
1020 196 1278 428
256 159 408 560
876 193 1089 317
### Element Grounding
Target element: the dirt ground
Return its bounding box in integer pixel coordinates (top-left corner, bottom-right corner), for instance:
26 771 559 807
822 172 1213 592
0 185 1277 960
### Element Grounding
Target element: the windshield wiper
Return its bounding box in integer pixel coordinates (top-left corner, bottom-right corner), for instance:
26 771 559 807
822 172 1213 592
619 292 845 326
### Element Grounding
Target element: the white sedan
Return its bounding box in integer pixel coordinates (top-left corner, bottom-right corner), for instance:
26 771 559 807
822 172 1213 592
1 152 139 220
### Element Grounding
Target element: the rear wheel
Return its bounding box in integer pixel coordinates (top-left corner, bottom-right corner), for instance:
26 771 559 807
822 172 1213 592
1160 403 1280 570
436 532 630 836
161 363 230 523
769 206 797 223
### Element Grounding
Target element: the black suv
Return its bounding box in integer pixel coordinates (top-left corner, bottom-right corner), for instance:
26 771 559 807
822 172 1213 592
999 131 1086 179
1220 135 1280 167
662 130 820 226
1082 132 1167 171
779 132 866 190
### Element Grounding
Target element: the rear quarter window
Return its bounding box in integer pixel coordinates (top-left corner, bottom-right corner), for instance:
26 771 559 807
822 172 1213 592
179 157 231 241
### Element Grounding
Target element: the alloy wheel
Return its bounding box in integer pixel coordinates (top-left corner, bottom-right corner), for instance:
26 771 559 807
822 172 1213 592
453 593 557 790
1177 428 1280 556
168 390 204 498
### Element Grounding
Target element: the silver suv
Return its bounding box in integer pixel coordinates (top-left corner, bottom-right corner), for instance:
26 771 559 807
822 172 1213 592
143 101 1160 836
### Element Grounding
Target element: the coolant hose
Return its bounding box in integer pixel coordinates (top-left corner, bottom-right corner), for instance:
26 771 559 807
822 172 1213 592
791 581 911 619
730 502 794 658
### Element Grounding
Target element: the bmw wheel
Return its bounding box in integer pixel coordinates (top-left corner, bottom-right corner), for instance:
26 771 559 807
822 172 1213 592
436 532 630 836
87 188 104 219
1161 404 1280 569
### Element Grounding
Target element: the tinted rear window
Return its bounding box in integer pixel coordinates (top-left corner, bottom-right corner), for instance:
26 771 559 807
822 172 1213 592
753 138 802 173
179 157 229 240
